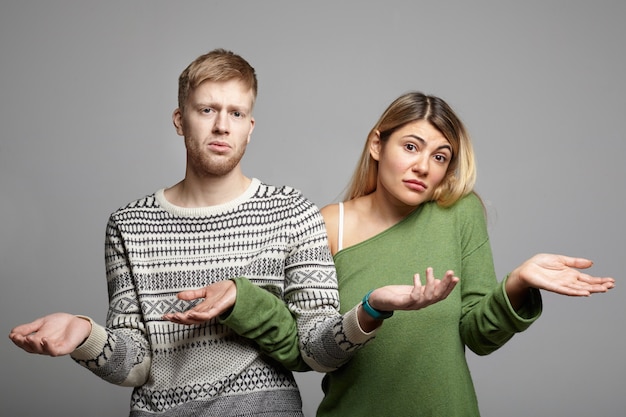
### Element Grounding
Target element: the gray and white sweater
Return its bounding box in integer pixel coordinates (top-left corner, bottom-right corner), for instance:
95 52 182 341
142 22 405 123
70 178 373 416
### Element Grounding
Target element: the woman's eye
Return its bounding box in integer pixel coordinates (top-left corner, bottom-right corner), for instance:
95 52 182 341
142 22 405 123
435 154 448 163
405 143 417 151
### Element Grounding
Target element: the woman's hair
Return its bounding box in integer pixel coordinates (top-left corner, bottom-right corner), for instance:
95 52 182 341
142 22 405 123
344 91 476 207
177 48 258 111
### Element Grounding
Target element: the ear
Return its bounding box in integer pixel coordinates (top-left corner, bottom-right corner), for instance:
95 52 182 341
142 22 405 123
369 130 382 161
172 108 184 136
247 117 255 144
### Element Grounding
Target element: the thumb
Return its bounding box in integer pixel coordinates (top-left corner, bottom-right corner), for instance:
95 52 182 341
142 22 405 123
557 255 593 270
177 288 206 301
10 317 44 336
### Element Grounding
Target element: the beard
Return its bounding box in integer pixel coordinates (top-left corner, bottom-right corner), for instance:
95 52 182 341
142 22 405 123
185 137 247 177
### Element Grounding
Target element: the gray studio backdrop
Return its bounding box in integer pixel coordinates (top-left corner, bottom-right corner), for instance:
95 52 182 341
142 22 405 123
1 1 624 416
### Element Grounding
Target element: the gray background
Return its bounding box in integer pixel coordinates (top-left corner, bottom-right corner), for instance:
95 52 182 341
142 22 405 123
1 1 624 416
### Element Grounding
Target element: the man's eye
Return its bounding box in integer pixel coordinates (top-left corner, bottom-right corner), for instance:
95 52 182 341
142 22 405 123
233 111 242 118
202 108 213 113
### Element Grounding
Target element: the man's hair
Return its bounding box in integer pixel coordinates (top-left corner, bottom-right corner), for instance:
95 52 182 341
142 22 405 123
345 91 477 207
177 48 258 111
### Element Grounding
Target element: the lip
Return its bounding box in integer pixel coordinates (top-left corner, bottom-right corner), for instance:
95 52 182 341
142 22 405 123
403 179 427 192
208 140 231 152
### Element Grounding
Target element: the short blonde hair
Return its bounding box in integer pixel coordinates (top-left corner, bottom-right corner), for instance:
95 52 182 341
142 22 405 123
345 92 476 207
177 48 258 111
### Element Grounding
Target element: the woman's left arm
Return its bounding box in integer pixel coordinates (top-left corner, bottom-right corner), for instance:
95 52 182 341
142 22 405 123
505 253 615 310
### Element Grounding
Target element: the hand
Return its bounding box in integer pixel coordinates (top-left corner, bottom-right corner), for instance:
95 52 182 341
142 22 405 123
508 253 615 297
9 313 92 356
368 268 459 312
162 280 237 325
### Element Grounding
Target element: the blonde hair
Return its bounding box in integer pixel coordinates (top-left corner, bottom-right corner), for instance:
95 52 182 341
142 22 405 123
177 48 258 111
345 92 476 207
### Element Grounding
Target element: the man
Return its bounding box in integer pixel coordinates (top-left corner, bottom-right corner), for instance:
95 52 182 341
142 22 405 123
8 49 377 417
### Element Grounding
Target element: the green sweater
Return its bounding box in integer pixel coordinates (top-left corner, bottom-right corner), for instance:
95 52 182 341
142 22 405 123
316 193 542 417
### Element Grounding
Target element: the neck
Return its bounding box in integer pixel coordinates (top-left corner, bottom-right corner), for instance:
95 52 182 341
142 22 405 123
367 190 418 225
165 169 251 208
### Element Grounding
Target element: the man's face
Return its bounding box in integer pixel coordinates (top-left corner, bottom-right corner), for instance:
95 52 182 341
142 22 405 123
173 79 255 178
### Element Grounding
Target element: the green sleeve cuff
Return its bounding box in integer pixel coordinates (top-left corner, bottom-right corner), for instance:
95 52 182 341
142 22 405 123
498 275 543 328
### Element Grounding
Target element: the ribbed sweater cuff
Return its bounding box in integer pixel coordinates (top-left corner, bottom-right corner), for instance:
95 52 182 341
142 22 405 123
70 316 108 361
343 304 378 343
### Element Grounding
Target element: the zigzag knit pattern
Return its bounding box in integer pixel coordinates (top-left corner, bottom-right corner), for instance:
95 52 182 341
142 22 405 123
73 179 345 416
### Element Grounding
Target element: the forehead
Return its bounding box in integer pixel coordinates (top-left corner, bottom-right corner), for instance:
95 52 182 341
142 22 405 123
394 120 449 145
187 79 255 109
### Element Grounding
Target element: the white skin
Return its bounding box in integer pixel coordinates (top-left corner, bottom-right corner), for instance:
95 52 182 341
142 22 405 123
9 78 256 354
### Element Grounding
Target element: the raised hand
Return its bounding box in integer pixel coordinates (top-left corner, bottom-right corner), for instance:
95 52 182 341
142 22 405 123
508 253 615 297
368 268 459 312
163 279 237 325
9 313 92 356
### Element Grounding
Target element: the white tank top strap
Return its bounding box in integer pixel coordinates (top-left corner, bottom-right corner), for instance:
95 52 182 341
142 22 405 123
337 202 344 251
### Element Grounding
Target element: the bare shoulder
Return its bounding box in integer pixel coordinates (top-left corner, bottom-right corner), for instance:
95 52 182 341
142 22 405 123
320 203 340 237
320 203 339 223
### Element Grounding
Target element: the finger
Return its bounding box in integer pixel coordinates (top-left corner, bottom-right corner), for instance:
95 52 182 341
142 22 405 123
602 281 616 290
10 319 44 336
9 333 34 351
21 334 47 354
187 310 217 322
424 268 435 285
163 313 195 325
579 282 612 294
542 282 591 297
411 273 424 299
440 271 459 295
39 337 72 357
177 288 206 301
423 268 437 299
412 273 421 287
556 255 593 270
576 274 615 285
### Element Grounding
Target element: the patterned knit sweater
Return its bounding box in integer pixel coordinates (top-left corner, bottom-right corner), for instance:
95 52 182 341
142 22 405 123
70 178 373 417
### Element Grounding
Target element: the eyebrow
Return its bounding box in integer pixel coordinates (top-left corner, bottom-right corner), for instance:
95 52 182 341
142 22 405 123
194 102 251 114
406 134 452 152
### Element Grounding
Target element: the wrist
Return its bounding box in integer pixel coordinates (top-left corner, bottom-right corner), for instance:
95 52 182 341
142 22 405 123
506 270 530 292
74 315 93 348
361 290 393 320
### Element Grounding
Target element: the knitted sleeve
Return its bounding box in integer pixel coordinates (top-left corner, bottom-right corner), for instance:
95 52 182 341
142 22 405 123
457 194 543 355
222 189 374 373
283 192 375 372
70 216 151 387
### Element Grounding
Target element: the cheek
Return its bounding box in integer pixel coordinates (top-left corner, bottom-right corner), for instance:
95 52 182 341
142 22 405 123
433 167 450 187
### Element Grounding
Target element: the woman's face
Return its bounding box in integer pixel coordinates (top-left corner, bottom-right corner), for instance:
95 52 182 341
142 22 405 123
371 119 452 208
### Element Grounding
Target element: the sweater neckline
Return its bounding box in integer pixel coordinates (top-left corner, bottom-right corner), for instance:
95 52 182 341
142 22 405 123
155 178 260 217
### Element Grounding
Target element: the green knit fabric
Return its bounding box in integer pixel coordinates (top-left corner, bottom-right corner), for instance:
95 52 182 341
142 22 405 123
221 277 309 372
317 193 542 417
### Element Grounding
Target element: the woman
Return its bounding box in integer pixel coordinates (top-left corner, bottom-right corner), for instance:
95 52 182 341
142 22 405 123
315 91 614 416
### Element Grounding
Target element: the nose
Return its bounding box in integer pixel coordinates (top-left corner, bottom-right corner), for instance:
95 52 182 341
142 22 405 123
412 155 429 176
212 111 229 134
